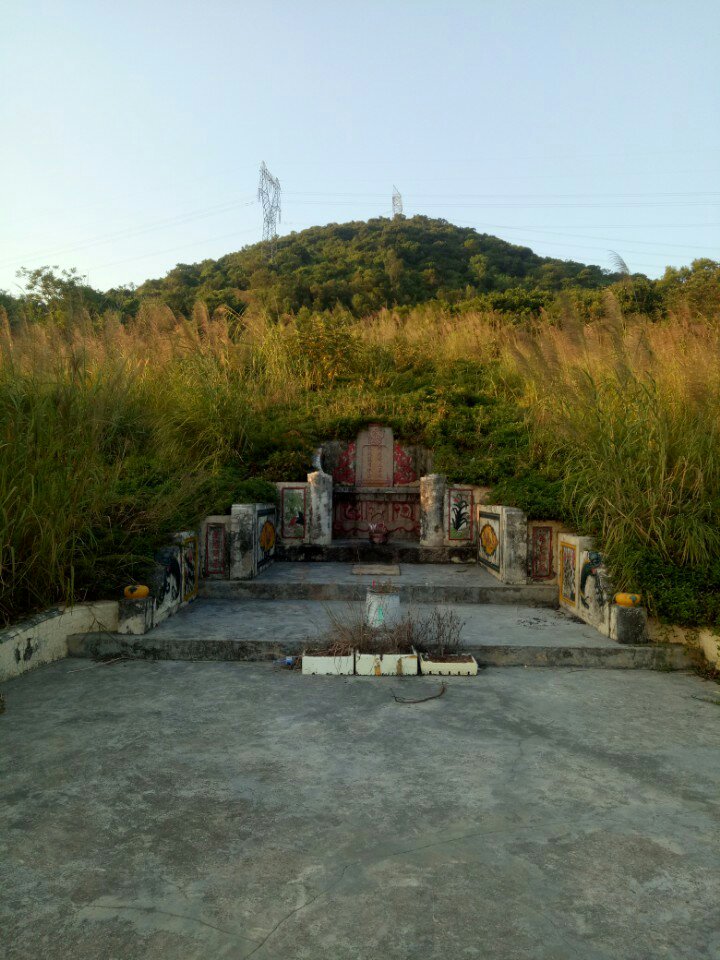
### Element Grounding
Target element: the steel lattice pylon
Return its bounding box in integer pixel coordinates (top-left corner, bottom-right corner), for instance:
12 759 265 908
258 161 281 256
392 185 403 218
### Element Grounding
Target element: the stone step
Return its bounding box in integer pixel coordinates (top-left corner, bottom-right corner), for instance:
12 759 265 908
200 579 558 605
67 633 691 671
277 540 477 564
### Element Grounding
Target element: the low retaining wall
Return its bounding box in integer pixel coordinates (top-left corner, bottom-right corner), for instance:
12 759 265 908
648 621 720 668
476 504 527 584
557 533 647 644
0 601 119 682
274 475 333 547
118 530 200 635
228 502 278 579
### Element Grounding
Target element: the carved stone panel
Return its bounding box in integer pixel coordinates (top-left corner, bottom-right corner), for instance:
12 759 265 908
356 424 394 488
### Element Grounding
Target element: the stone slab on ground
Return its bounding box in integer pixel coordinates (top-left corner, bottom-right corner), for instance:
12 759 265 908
1 661 719 959
351 563 400 576
67 600 691 669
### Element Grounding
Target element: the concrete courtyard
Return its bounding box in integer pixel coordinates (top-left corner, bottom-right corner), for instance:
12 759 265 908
2 660 719 959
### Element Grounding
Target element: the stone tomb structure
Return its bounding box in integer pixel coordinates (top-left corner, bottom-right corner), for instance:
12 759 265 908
320 425 431 541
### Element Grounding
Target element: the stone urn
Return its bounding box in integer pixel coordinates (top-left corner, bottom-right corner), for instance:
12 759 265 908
368 521 389 545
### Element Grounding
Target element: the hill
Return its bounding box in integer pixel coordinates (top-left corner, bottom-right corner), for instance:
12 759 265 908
8 216 719 327
134 215 623 317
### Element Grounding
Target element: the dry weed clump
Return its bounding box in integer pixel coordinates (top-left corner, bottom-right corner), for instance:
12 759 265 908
308 604 465 657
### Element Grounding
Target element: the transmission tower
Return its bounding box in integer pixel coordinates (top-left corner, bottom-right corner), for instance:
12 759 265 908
258 161 281 256
392 185 403 218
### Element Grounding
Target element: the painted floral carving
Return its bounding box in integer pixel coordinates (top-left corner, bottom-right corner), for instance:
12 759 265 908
393 443 417 485
333 442 356 485
448 489 473 541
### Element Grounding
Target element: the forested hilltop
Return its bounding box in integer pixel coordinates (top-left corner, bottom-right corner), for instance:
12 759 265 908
3 215 719 325
134 216 623 317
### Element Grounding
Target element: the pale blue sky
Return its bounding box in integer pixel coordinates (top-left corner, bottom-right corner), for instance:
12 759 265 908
1 0 718 292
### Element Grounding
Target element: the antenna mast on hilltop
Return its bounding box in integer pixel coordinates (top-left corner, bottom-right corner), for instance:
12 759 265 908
258 161 282 257
392 185 403 218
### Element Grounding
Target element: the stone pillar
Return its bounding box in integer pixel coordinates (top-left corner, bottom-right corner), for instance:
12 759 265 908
420 474 446 547
611 605 648 644
229 504 256 579
307 471 333 545
501 507 529 584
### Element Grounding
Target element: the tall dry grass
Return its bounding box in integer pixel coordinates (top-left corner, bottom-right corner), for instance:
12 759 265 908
1 296 718 624
507 303 720 591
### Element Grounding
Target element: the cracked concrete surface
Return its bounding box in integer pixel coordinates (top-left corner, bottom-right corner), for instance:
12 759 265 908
147 599 613 647
1 660 719 959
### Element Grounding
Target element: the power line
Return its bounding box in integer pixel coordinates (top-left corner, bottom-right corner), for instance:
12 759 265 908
274 148 713 165
284 198 720 209
1 197 258 269
92 228 259 272
286 189 720 200
466 223 718 253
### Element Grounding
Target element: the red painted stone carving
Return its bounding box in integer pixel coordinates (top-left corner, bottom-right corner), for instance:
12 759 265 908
531 525 553 580
333 442 356 485
205 524 226 576
393 443 417 485
332 499 420 539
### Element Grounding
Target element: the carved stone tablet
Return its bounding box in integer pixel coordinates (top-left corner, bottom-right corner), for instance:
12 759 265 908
356 424 393 487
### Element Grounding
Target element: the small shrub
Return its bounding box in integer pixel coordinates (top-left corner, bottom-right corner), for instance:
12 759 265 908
259 449 312 482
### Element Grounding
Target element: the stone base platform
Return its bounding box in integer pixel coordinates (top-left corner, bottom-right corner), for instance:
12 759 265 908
202 561 556 605
68 599 691 671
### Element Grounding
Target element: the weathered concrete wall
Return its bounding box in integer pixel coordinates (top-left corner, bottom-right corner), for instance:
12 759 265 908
118 598 155 635
558 533 647 644
477 505 528 584
502 508 528 585
420 474 446 547
230 503 278 578
307 472 332 545
0 601 119 682
230 505 256 580
648 621 720 667
558 533 595 612
118 531 200 635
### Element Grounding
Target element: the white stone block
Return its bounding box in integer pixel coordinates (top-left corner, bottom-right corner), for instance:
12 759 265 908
419 654 478 676
301 654 354 675
355 652 418 676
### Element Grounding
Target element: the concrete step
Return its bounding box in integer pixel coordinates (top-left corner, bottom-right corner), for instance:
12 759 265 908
200 579 558 605
277 540 477 564
68 632 691 671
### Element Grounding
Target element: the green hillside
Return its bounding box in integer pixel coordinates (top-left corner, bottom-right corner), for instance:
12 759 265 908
134 215 623 317
6 215 717 328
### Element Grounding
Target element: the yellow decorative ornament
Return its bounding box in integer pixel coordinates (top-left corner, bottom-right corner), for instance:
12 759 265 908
124 584 150 600
614 593 641 607
259 520 276 553
480 523 499 557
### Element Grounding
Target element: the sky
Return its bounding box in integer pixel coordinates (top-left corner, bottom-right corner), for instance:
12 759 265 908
1 0 719 293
